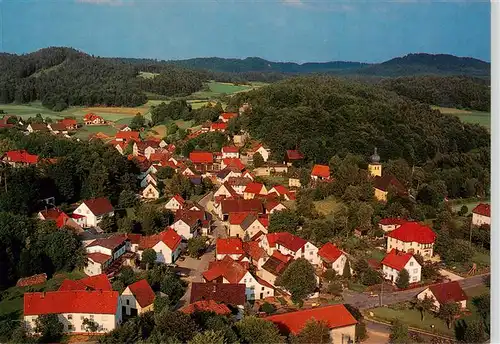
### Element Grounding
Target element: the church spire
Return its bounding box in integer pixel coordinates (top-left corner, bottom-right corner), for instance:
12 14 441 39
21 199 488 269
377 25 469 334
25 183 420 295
370 147 380 164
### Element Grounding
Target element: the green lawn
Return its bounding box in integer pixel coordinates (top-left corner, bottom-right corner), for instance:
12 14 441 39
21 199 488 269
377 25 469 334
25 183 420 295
0 271 86 319
261 176 289 187
314 196 342 216
73 125 118 140
190 81 263 99
450 198 489 215
432 106 490 130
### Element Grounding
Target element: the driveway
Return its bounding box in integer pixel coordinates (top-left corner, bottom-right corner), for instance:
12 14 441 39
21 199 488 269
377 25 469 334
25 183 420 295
198 191 213 209
439 269 464 281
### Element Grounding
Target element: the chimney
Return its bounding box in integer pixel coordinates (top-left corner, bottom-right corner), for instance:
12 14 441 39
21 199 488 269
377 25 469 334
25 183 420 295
41 292 45 299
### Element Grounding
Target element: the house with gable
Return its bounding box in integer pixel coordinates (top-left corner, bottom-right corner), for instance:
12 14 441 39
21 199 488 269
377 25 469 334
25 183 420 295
84 113 105 125
265 305 357 344
2 150 39 167
218 198 264 221
27 123 49 133
240 214 269 239
84 235 129 276
172 209 211 240
219 112 238 123
247 144 270 162
243 182 267 199
190 283 246 318
38 208 83 233
260 251 294 286
165 194 186 211
121 279 156 317
216 238 244 261
242 241 267 269
260 232 320 265
217 167 243 184
115 131 140 144
386 222 437 258
311 164 331 181
318 243 350 276
228 212 257 238
138 228 182 264
379 218 408 233
23 290 122 334
214 182 240 200
227 176 253 195
266 201 287 214
59 118 78 130
48 122 68 135
73 197 115 228
140 173 157 188
381 249 422 284
222 146 240 159
202 256 274 300
267 185 295 201
142 183 160 200
210 122 228 132
190 151 214 173
221 158 246 172
284 150 304 166
58 274 112 292
472 203 490 227
416 281 468 312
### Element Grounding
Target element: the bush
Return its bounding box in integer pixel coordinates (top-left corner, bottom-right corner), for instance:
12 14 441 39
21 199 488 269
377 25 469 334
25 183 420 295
260 302 276 314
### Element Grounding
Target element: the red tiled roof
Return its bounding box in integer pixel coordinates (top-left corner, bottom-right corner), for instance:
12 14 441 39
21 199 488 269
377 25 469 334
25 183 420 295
87 235 126 250
190 283 246 306
221 112 238 120
181 300 231 315
82 197 114 216
39 208 64 221
128 279 156 308
190 151 213 164
87 252 112 264
386 222 436 244
286 150 304 160
242 241 266 261
3 150 39 164
60 118 77 128
381 249 415 271
270 185 290 195
428 281 468 305
244 182 265 195
125 233 142 245
203 256 248 283
223 158 245 171
58 274 112 292
221 199 264 214
379 218 408 226
265 201 283 212
24 291 119 316
84 113 104 122
217 238 244 255
172 194 185 205
255 275 274 289
311 164 330 178
318 243 343 263
16 273 47 287
174 209 206 226
211 122 227 131
266 232 307 252
116 131 140 141
222 146 239 153
49 122 67 131
262 252 293 276
373 174 406 194
228 212 255 225
139 228 182 251
472 203 490 217
265 304 357 335
258 214 269 228
251 231 266 241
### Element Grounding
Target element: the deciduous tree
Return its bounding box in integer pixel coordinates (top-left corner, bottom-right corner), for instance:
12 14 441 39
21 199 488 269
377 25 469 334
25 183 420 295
235 316 284 344
276 258 317 305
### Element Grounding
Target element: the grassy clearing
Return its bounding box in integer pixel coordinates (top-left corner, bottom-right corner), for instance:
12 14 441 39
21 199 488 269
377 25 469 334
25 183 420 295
0 271 86 318
432 106 490 130
74 125 118 140
138 71 160 79
261 176 289 187
190 81 263 99
450 199 489 215
314 196 342 216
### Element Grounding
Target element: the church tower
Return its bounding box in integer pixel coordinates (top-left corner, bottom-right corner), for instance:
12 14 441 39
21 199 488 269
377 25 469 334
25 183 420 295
368 147 382 177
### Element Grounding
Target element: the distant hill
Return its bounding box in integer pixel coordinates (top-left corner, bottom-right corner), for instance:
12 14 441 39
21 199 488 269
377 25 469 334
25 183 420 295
164 53 490 78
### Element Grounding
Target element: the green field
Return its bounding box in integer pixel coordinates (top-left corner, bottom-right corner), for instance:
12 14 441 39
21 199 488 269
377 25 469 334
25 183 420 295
369 284 490 337
450 198 489 215
432 106 490 130
190 81 264 99
73 125 118 140
314 196 343 216
0 271 86 319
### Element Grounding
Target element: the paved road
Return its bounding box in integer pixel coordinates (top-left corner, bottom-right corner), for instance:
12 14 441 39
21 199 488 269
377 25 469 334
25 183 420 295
344 273 488 310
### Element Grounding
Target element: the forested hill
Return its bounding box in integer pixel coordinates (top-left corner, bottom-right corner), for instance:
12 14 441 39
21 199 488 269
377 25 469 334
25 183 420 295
229 76 490 166
0 47 208 111
166 53 490 78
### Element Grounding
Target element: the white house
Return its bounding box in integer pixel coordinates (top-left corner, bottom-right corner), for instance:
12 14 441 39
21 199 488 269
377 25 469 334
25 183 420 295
471 203 490 227
216 238 244 261
73 198 115 228
378 218 407 233
381 249 421 285
142 184 160 200
260 232 320 266
386 222 436 258
416 281 468 312
172 210 204 240
202 257 274 300
222 146 240 159
140 173 157 188
266 201 287 214
24 290 122 334
318 243 350 276
137 228 182 264
121 280 155 317
248 144 270 162
84 235 128 276
164 195 185 211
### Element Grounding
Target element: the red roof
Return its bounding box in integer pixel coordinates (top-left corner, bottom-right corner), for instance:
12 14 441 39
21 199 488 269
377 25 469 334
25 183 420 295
59 118 77 128
87 252 112 264
427 281 468 305
311 164 330 178
116 131 140 141
127 279 156 308
24 291 119 316
318 243 344 263
125 233 142 245
270 185 290 196
242 241 266 261
258 214 269 228
229 212 255 225
181 300 231 315
379 218 408 226
221 199 264 214
223 158 245 171
265 304 357 334
272 250 293 264
139 228 182 251
3 150 39 164
381 249 415 271
472 203 490 217
266 232 307 252
221 112 238 120
386 222 436 244
203 256 249 283
58 274 112 292
87 235 127 250
217 238 244 255
222 146 239 153
84 113 104 122
172 194 185 206
82 197 114 216
286 150 304 160
190 151 213 164
265 201 283 212
244 182 265 195
190 283 246 306
16 273 47 287
210 122 227 131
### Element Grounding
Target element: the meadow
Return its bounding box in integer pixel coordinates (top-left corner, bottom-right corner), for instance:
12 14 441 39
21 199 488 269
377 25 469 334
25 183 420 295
432 106 490 130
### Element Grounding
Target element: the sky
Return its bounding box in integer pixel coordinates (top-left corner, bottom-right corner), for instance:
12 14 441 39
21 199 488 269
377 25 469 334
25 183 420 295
1 0 491 63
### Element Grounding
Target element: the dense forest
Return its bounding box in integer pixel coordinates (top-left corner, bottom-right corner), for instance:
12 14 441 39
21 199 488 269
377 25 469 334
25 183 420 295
380 75 490 111
0 47 208 111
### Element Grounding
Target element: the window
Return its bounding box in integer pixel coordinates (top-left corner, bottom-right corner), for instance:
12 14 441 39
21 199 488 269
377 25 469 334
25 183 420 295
243 279 246 283
309 251 313 255
413 269 418 274
412 276 417 282
262 287 265 291
409 262 414 267
126 300 130 305
67 314 73 320
90 315 94 319
249 278 252 283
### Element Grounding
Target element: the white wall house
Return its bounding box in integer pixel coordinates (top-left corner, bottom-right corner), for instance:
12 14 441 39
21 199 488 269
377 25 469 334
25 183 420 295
137 228 182 264
73 198 114 228
260 233 320 266
471 203 490 227
84 235 128 276
120 280 155 317
381 250 421 284
164 195 185 211
142 184 160 200
385 222 436 258
172 218 199 240
249 145 270 162
416 281 468 312
318 243 350 276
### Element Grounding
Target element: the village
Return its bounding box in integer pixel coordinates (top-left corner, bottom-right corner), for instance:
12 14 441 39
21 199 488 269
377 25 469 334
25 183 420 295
0 100 491 344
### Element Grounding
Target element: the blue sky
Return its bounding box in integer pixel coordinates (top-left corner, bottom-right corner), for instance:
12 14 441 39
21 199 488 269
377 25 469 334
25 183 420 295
1 0 490 63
